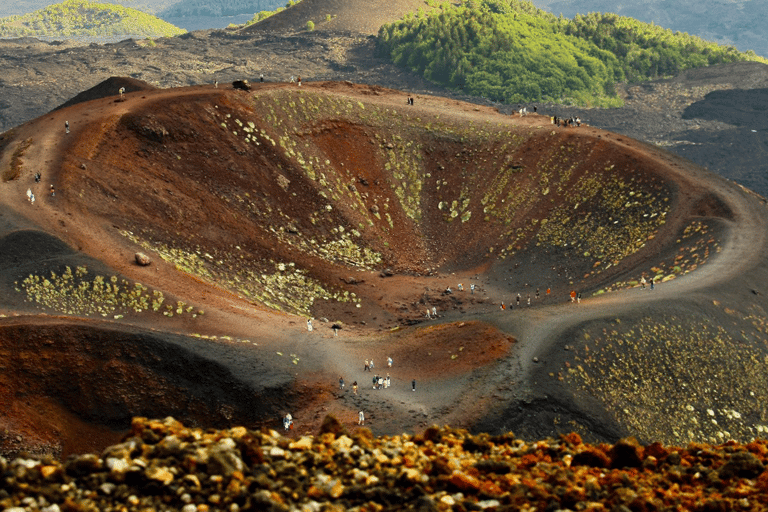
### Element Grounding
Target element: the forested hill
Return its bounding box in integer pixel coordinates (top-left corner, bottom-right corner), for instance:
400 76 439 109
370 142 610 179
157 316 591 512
0 0 178 18
0 0 185 38
160 0 285 18
377 0 767 107
533 0 768 58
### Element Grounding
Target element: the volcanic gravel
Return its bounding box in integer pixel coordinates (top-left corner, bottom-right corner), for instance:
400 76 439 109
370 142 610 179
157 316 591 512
3 417 768 511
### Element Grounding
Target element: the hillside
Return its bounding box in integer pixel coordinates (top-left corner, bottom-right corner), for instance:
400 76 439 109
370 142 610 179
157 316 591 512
533 0 768 58
377 0 767 107
239 0 455 36
2 80 768 464
0 0 178 18
0 0 186 39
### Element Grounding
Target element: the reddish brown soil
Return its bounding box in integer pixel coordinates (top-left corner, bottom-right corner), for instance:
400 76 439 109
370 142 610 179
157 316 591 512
1 80 766 459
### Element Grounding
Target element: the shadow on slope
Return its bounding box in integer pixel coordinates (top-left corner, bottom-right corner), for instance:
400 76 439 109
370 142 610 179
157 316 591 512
0 321 293 459
55 77 157 112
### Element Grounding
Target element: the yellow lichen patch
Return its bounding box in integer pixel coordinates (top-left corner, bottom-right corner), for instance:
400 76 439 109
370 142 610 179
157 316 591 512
16 265 200 319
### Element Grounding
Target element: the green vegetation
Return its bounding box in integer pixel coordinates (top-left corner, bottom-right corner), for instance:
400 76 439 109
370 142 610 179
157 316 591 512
305 20 314 31
561 11 766 82
377 0 767 106
16 265 202 319
0 0 185 38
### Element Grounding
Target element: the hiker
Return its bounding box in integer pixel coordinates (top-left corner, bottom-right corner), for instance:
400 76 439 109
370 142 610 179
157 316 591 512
470 283 475 294
260 73 264 82
358 410 364 425
65 121 69 134
372 375 377 389
34 172 41 183
284 413 293 430
297 76 302 86
570 290 577 303
650 277 655 290
457 283 463 291
500 301 505 310
307 318 313 331
387 356 392 368
370 359 374 370
535 288 540 300
364 359 369 371
641 276 646 289
426 309 431 319
378 376 383 389
332 323 341 336
50 185 55 197
577 292 582 303
386 374 391 388
412 379 416 391
516 294 521 307
353 381 358 394
339 377 345 390
432 306 437 317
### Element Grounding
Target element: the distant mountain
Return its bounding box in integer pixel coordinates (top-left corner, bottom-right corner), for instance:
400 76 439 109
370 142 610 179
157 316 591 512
160 0 285 18
531 0 768 57
239 0 448 36
0 0 186 39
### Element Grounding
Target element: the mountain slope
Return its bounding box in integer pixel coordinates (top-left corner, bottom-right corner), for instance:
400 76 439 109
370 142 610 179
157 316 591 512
0 0 186 38
377 0 767 106
239 0 457 35
533 0 768 57
0 0 178 17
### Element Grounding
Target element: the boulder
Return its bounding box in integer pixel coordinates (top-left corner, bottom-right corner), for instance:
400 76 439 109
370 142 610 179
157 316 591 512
135 252 151 266
232 80 251 91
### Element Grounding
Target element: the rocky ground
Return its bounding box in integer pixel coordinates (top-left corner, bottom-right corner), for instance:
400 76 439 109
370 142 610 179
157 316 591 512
4 416 768 511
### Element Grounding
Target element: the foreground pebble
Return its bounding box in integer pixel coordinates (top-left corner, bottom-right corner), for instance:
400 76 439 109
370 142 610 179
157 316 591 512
3 416 768 511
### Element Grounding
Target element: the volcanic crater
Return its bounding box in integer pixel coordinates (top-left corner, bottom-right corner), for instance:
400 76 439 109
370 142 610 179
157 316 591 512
2 79 768 458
